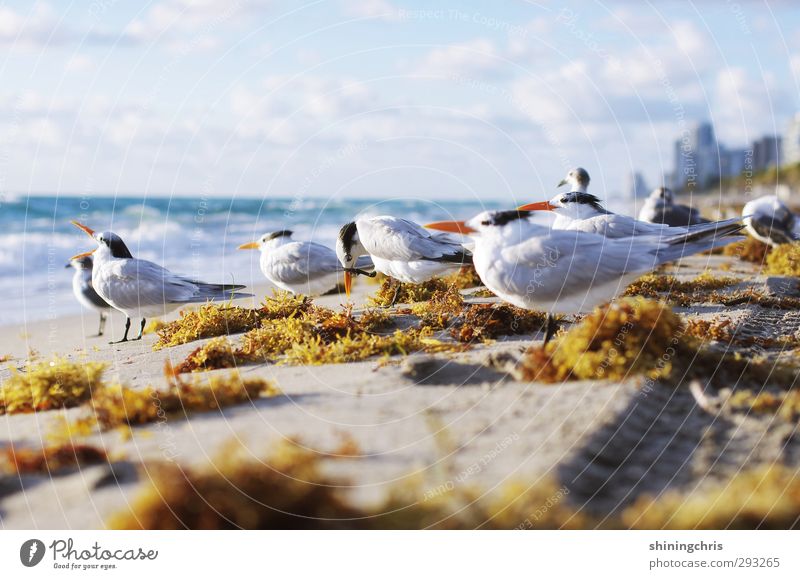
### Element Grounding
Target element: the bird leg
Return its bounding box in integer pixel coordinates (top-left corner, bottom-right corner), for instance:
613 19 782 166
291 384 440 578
132 318 147 341
110 317 131 344
97 312 107 337
389 280 402 307
543 314 557 346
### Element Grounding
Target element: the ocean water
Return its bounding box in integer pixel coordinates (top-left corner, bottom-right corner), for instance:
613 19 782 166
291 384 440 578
0 194 514 325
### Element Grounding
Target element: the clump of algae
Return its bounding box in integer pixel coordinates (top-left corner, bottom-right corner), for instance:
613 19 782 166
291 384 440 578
411 287 547 342
727 389 800 422
0 442 108 475
722 236 771 263
108 440 363 529
153 304 264 350
0 358 106 415
367 266 484 307
442 265 483 290
105 433 800 529
454 304 548 343
368 278 450 306
153 292 313 350
685 317 800 349
177 302 459 371
376 477 586 530
142 319 167 335
625 271 740 306
622 465 800 529
89 364 279 430
358 308 394 332
765 242 800 276
518 298 685 383
285 327 449 366
412 286 465 329
108 435 586 530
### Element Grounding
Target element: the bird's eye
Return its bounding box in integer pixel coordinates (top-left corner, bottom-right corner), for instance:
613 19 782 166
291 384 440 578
480 220 491 226
561 197 568 203
345 253 352 262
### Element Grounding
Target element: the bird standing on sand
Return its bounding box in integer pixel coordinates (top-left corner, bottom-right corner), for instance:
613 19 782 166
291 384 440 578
742 195 800 246
639 187 708 227
238 230 374 296
71 221 250 343
426 210 743 344
335 216 472 304
65 255 112 336
520 168 717 239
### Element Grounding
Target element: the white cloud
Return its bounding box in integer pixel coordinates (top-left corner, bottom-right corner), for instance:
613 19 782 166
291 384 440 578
0 2 63 48
124 0 271 51
230 75 377 143
65 54 94 73
340 0 399 22
791 54 800 80
414 39 508 80
712 67 791 144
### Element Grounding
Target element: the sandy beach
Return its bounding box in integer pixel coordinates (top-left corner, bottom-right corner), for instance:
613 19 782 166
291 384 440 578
2 249 798 529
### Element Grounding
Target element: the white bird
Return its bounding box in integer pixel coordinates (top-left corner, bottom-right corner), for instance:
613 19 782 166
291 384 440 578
426 210 743 344
639 187 708 227
238 230 374 296
742 195 800 247
65 254 112 336
71 221 251 343
519 168 736 240
335 216 471 302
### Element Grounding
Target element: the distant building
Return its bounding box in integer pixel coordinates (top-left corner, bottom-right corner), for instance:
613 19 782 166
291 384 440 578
752 135 782 171
783 114 800 166
720 147 747 178
626 171 648 198
672 121 721 191
671 121 785 190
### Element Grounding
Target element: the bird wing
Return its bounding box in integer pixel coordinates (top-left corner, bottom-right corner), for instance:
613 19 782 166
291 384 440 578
360 217 470 263
603 213 677 238
269 241 341 284
497 231 655 301
81 279 112 309
101 258 201 309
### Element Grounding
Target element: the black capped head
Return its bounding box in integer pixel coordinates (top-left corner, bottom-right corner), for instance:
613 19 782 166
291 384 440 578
336 221 360 267
266 230 293 241
338 222 358 257
556 191 608 213
95 231 134 259
479 210 533 227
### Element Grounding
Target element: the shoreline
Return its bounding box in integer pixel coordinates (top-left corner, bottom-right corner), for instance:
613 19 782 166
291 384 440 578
2 254 799 528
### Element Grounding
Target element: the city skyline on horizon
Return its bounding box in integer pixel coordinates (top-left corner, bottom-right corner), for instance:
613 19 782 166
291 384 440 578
0 0 799 201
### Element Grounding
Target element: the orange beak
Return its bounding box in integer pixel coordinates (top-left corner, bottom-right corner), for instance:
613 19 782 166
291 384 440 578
71 220 96 237
517 201 557 211
70 222 97 261
344 271 352 298
517 201 558 211
238 241 259 250
424 220 477 234
70 249 96 261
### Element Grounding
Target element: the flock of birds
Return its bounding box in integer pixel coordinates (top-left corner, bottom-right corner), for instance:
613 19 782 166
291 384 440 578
66 167 800 346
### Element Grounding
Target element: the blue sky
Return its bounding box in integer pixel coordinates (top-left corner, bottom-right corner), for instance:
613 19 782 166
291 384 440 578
0 0 798 202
